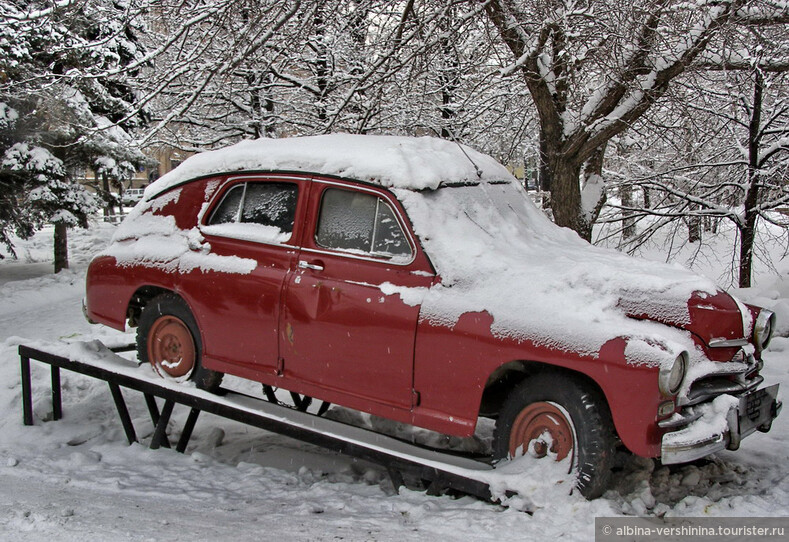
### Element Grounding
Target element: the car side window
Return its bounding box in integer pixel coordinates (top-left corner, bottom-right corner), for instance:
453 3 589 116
209 184 245 224
316 187 412 260
205 181 299 244
240 183 298 231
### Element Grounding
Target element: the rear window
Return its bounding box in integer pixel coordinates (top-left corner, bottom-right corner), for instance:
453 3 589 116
315 187 412 260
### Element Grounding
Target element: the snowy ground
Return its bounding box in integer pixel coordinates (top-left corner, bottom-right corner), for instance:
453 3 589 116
1 220 789 541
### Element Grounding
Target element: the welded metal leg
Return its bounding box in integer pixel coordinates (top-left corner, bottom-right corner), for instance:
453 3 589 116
289 392 313 412
108 383 138 445
262 385 279 404
425 478 449 497
388 468 404 494
144 393 171 449
20 355 33 426
144 393 160 423
150 399 175 450
176 408 201 453
51 366 62 421
316 401 331 417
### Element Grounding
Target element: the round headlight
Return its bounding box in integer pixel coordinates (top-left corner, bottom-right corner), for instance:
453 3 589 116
659 352 687 396
754 309 776 351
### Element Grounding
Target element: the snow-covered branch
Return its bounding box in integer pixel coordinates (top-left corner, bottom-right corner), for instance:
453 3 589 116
0 0 75 21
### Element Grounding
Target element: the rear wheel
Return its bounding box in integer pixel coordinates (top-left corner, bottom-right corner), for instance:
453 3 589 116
493 373 616 499
137 293 223 392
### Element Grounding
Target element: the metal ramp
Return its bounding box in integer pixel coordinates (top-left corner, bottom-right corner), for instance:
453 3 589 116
19 341 498 501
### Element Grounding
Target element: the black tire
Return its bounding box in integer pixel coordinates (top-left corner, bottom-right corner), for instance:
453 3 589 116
137 293 223 392
493 372 616 499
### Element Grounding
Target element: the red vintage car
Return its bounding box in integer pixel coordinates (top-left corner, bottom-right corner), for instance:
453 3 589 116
84 134 781 498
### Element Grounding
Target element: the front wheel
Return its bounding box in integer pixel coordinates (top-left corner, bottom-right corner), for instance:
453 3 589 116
493 373 616 499
137 293 223 392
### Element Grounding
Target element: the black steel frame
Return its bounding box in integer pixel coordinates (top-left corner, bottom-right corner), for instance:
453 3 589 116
19 343 493 501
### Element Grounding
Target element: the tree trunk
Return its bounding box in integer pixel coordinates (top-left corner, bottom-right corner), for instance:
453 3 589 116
439 10 459 139
262 70 276 137
102 175 114 218
54 222 69 274
549 157 587 239
248 70 263 139
537 128 552 194
739 69 764 288
314 7 329 127
581 144 608 235
739 219 755 288
687 211 702 243
621 183 636 241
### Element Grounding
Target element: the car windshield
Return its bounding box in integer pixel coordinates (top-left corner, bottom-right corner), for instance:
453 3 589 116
410 180 559 245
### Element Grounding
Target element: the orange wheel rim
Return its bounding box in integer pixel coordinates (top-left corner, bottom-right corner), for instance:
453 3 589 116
147 315 195 380
509 401 574 461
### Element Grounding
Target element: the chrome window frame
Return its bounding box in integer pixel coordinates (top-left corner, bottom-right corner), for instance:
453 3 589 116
198 175 306 248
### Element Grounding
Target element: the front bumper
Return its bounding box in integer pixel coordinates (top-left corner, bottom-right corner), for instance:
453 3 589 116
660 384 781 465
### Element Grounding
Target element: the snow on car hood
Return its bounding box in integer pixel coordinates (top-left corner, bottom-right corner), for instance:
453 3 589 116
392 181 731 368
145 134 511 197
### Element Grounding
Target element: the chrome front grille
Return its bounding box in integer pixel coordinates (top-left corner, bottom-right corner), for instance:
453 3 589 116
685 374 763 406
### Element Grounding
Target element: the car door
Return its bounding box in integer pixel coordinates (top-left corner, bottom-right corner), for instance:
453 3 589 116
279 178 435 412
195 174 309 378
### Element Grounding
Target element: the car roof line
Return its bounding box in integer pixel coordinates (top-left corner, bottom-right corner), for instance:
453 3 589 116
144 169 511 201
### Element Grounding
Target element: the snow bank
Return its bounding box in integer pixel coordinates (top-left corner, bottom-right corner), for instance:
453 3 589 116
1 225 789 540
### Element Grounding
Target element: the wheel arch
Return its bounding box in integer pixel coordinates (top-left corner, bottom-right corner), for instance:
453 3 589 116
479 360 613 426
127 285 181 327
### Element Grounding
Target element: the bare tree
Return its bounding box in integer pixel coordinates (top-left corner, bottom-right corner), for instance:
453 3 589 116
139 0 534 169
598 63 789 287
481 0 789 241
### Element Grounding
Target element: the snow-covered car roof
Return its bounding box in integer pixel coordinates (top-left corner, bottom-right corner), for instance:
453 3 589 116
145 134 513 200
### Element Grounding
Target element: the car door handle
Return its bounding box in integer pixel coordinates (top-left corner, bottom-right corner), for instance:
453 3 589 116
298 260 324 272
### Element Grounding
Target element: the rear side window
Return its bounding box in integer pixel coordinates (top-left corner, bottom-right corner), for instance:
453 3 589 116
316 187 412 260
204 181 299 244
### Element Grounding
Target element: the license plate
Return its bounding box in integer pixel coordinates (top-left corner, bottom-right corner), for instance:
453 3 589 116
739 384 779 435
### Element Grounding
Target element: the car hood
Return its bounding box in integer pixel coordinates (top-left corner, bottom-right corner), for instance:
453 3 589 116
393 182 743 367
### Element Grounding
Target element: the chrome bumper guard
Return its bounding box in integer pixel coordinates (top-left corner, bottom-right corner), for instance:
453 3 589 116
660 384 781 465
